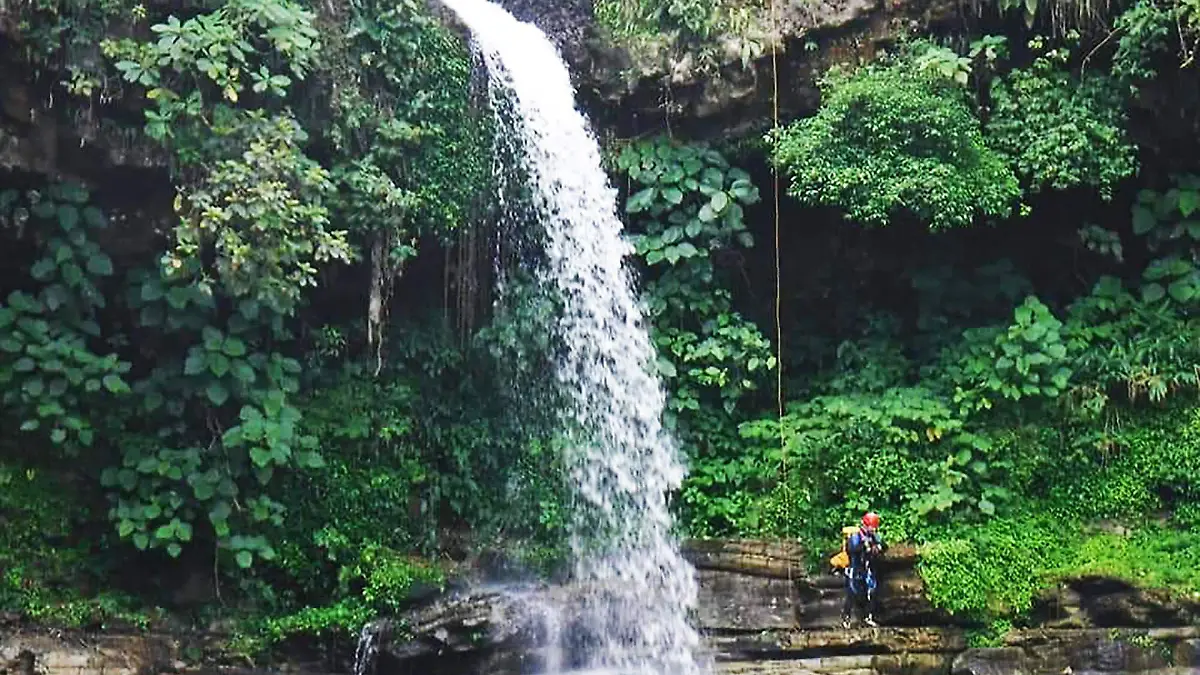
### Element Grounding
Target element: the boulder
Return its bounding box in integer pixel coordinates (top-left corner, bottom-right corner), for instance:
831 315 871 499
951 648 1029 675
0 631 187 675
1174 638 1200 666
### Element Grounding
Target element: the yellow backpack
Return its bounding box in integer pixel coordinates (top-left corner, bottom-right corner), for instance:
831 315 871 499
828 525 861 570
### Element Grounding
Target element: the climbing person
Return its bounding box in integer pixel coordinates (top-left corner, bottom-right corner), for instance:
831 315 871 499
840 511 886 629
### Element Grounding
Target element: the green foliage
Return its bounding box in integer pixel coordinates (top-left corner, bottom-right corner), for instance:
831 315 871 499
101 1 351 317
595 0 721 39
0 461 151 629
617 137 773 421
919 513 1200 619
1129 174 1200 258
614 137 777 535
106 0 320 109
592 0 766 75
940 296 1074 413
171 111 351 314
1112 0 1200 82
772 59 1019 229
324 0 492 242
966 618 1014 648
919 514 1065 616
0 185 131 453
986 39 1137 200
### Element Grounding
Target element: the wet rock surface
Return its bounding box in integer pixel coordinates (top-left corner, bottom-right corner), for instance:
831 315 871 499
0 628 340 675
570 0 958 138
2 539 1199 675
368 538 1200 675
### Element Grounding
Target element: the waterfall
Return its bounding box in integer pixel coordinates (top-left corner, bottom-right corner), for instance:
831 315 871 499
353 621 381 675
439 1 704 674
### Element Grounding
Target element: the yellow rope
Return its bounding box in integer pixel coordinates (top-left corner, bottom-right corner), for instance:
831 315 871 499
768 0 791 585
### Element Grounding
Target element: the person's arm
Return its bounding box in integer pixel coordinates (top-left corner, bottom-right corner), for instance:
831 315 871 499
846 533 864 563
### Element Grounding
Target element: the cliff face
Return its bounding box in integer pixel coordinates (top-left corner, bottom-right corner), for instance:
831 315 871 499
368 538 1200 675
495 0 961 139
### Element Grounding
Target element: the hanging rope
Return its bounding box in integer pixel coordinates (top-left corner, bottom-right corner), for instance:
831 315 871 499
768 0 792 584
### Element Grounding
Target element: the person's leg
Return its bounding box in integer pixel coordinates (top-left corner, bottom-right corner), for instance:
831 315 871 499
841 575 856 628
863 571 879 626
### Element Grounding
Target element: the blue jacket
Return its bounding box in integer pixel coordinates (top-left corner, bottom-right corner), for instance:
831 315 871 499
846 529 883 575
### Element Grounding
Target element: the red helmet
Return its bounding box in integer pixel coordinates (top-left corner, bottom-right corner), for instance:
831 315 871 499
861 512 881 528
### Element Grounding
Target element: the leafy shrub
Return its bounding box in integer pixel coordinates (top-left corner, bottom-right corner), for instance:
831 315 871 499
772 61 1019 229
986 40 1137 199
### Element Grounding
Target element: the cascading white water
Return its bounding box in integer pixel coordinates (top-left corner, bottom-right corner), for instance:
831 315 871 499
439 1 704 674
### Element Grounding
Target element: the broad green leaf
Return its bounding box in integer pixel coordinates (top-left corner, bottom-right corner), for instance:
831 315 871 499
141 282 164 302
82 206 105 228
662 187 684 205
730 178 756 201
202 326 222 350
167 287 189 309
1142 283 1165 303
62 263 83 287
206 382 230 406
58 205 80 231
1180 189 1200 217
236 550 253 568
223 337 247 357
30 259 56 281
627 188 657 214
32 201 55 220
233 362 257 385
1132 206 1157 235
193 480 214 501
709 191 730 214
296 450 325 469
1168 278 1195 303
87 253 114 276
102 374 129 394
145 391 164 412
209 353 231 377
238 299 260 319
184 352 206 376
22 374 42 396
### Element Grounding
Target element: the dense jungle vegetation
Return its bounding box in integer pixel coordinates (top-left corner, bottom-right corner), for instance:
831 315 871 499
1 0 1200 663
